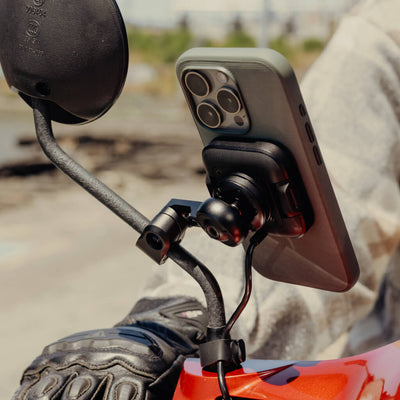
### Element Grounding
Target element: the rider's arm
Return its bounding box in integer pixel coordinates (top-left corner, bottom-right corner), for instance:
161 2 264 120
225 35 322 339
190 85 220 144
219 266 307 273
301 0 400 355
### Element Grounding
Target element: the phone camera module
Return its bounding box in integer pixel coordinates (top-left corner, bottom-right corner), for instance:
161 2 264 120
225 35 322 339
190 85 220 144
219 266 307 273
185 71 210 97
197 102 222 129
217 88 241 114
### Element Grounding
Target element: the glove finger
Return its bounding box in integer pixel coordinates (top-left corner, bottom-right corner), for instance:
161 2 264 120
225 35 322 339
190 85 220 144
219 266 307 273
110 382 138 400
24 373 66 400
108 375 145 400
61 374 105 400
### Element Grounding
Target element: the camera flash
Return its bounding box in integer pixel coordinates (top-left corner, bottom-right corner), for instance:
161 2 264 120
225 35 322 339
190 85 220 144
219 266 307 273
216 71 228 84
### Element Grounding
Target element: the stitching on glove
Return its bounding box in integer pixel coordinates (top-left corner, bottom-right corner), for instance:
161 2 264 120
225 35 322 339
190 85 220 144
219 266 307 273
96 374 113 400
25 359 163 380
39 374 59 394
113 381 138 400
51 372 77 400
66 376 92 399
43 346 164 360
15 374 41 400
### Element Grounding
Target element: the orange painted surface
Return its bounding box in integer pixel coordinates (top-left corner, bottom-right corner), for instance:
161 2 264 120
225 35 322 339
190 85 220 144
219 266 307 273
173 341 400 400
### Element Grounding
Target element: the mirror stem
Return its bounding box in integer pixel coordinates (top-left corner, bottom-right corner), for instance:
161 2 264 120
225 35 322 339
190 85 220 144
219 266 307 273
32 98 226 330
32 97 149 233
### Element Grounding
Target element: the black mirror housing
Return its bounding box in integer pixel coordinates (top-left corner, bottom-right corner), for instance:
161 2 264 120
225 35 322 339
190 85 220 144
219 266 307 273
0 0 128 124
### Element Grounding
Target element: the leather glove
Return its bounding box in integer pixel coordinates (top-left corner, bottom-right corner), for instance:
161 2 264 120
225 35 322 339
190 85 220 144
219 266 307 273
12 297 207 400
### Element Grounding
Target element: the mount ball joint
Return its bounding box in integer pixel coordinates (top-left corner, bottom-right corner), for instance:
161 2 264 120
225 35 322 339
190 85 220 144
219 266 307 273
196 173 269 246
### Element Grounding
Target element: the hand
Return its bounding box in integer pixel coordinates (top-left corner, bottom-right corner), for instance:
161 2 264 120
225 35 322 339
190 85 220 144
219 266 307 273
12 297 207 400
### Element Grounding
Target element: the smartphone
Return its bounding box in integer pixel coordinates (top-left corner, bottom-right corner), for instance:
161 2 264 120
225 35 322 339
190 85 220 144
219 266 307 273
176 47 359 292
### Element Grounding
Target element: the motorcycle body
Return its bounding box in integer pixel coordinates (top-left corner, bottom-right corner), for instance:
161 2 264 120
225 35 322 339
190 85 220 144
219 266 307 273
174 341 400 400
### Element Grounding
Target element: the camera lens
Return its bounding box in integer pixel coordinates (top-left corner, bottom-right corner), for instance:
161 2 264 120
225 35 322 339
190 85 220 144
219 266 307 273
197 102 222 129
217 88 241 114
234 116 244 126
184 71 210 97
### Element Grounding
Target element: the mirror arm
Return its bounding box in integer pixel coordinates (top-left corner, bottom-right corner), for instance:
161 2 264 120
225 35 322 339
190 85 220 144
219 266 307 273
31 97 226 331
32 97 150 233
168 245 226 331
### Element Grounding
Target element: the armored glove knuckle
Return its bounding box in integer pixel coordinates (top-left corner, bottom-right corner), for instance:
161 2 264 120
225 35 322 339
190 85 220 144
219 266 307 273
33 327 178 377
116 296 208 349
13 297 207 400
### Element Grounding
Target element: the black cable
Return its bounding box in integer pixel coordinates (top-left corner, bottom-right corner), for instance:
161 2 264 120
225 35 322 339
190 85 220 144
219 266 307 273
217 361 232 400
217 234 264 400
223 239 256 339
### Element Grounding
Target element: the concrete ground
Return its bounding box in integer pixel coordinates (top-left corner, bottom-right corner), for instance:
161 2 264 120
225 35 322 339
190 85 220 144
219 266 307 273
0 171 210 398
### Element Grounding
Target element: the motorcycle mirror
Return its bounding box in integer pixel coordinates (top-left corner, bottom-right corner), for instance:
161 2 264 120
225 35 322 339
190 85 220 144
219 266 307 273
0 0 128 124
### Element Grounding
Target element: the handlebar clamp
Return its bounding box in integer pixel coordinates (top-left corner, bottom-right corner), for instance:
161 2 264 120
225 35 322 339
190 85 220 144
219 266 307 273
199 338 246 372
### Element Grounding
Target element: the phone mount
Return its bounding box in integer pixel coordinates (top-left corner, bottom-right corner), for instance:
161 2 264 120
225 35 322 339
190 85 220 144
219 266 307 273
197 172 267 246
136 140 313 378
137 139 313 267
136 172 268 265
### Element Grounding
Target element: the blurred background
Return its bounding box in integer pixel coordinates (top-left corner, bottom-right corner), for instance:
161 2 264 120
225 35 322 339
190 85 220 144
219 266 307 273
0 0 359 216
0 0 357 398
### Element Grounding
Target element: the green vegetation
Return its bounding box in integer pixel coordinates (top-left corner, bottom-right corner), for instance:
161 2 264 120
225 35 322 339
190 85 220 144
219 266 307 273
126 24 325 64
125 18 258 64
267 35 326 76
269 35 326 60
302 37 325 52
224 16 257 48
224 29 256 47
126 26 193 64
269 36 294 59
123 25 326 95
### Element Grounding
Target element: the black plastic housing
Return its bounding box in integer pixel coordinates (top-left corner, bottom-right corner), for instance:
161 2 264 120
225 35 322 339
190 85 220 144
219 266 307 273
202 138 313 239
0 0 128 124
